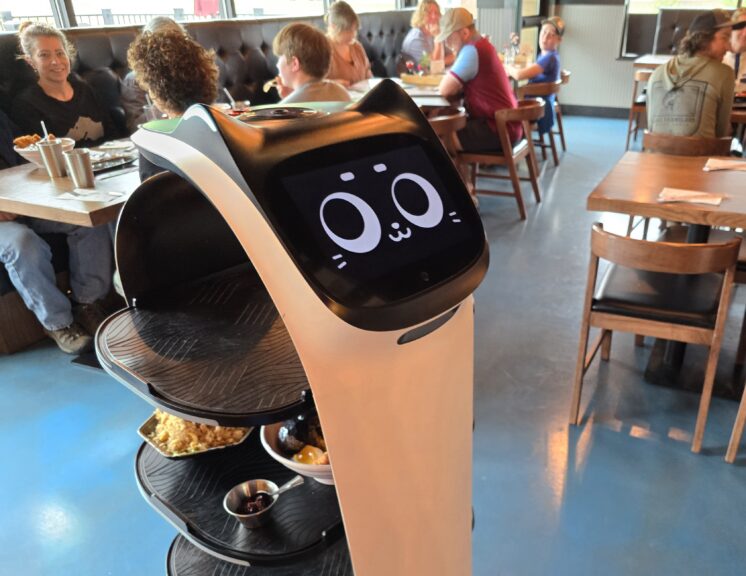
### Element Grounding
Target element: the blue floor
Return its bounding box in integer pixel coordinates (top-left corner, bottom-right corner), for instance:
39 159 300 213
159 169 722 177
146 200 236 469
2 116 746 575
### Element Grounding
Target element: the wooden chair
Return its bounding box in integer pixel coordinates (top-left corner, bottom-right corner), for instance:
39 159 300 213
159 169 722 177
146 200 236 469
456 99 544 220
570 223 740 453
553 69 571 152
518 79 563 166
625 69 653 150
727 379 746 462
426 106 467 159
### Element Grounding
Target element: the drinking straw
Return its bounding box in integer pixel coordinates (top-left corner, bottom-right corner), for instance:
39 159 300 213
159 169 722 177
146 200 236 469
223 87 236 108
40 120 49 140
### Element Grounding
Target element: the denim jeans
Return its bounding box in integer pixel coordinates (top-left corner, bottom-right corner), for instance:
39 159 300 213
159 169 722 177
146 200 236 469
0 218 113 331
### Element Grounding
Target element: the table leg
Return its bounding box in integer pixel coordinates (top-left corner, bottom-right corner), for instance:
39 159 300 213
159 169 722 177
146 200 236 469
645 224 710 386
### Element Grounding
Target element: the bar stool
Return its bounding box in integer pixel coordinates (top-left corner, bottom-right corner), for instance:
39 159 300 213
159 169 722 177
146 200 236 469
456 99 544 220
625 69 653 150
518 79 563 166
553 69 571 152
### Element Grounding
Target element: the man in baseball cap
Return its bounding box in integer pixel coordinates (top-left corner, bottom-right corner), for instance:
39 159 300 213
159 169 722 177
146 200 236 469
437 7 520 160
647 9 740 138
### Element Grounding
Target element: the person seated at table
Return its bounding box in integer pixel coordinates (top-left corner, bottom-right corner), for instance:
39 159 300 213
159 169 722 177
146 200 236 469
273 23 351 104
0 118 112 353
11 23 119 147
402 0 454 69
325 1 372 88
126 29 219 181
505 16 564 136
0 109 23 169
647 10 739 138
121 17 185 134
723 8 746 92
437 8 520 154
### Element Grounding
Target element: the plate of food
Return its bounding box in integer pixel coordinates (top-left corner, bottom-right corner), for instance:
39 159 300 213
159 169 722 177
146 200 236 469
399 73 444 87
139 409 252 459
91 155 137 173
13 134 76 168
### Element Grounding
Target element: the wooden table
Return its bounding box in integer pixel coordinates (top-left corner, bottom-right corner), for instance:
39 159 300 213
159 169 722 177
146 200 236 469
633 54 672 69
0 163 140 227
588 151 746 229
588 151 746 387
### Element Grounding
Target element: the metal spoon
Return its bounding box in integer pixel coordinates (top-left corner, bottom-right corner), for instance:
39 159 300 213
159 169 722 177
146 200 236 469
263 474 304 497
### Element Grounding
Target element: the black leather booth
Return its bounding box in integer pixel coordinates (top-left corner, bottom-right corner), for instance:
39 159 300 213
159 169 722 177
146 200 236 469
0 10 412 118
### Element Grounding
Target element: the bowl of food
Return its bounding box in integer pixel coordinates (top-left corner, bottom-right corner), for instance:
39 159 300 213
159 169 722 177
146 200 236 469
260 409 334 485
13 135 76 168
223 478 279 529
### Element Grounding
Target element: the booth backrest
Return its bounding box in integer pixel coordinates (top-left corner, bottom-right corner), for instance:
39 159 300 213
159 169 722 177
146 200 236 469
0 10 412 119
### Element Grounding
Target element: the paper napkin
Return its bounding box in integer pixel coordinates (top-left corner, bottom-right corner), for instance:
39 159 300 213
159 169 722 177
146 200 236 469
657 188 724 206
703 158 746 172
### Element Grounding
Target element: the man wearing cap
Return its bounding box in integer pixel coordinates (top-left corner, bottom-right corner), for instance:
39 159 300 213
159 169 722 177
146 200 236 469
506 16 565 135
647 9 743 138
437 7 520 153
724 8 746 92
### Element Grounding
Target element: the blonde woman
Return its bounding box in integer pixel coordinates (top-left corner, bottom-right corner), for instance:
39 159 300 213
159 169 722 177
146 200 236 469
11 22 117 147
326 1 372 87
402 0 454 66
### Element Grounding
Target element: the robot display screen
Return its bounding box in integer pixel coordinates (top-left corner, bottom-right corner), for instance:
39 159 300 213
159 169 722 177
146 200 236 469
267 134 484 308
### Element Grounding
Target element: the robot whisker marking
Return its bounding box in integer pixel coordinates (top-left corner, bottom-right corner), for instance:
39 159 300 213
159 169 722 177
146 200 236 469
373 163 387 173
337 261 347 269
340 172 355 181
449 211 461 223
333 254 348 269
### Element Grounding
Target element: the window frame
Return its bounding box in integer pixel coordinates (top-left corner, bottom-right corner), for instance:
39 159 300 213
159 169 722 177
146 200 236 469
4 0 406 29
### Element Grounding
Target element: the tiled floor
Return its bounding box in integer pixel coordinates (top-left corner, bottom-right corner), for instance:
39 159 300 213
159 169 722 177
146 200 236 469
1 116 745 575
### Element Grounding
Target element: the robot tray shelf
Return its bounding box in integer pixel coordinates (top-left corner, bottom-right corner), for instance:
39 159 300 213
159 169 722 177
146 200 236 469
167 534 352 575
139 429 344 566
96 264 310 426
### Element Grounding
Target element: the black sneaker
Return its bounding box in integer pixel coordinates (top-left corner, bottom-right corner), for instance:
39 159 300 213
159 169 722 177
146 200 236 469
44 323 93 354
73 301 109 337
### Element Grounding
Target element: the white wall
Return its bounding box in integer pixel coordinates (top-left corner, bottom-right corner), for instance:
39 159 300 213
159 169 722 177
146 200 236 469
556 4 634 110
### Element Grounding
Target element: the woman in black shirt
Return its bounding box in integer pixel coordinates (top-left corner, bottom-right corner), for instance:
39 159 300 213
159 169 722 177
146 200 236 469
11 23 116 147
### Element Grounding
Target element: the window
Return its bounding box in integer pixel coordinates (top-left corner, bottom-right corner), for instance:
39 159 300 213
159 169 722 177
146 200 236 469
622 0 743 57
234 0 323 18
69 0 223 27
2 0 54 31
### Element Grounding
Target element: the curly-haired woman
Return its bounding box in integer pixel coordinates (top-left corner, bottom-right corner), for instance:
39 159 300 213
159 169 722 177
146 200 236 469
402 0 454 67
126 28 219 180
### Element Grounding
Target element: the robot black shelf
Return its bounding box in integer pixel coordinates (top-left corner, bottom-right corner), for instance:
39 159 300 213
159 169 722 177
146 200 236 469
97 264 310 426
138 429 344 566
167 534 353 575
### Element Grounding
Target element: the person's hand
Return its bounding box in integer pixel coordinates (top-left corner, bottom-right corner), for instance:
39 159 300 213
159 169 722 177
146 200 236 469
275 75 294 99
0 212 18 222
425 22 440 37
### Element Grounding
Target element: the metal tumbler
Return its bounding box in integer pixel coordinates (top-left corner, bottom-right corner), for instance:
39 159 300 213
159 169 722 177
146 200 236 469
63 149 95 188
38 140 67 178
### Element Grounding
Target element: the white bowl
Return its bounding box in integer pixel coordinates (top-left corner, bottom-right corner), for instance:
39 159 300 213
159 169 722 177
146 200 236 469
260 423 334 485
14 138 76 168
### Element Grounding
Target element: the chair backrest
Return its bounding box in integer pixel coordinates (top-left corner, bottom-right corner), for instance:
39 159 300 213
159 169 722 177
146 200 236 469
590 223 740 275
427 107 466 156
518 79 562 98
634 69 654 83
495 99 545 124
642 131 732 156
